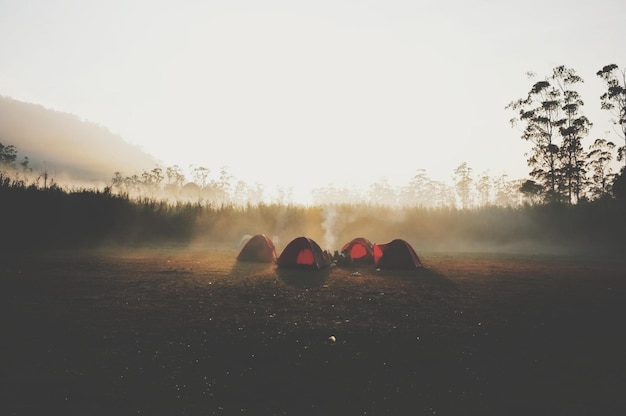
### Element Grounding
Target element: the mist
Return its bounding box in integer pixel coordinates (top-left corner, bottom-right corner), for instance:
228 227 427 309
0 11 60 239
2 165 625 259
2 92 625 258
173 200 626 258
0 96 157 183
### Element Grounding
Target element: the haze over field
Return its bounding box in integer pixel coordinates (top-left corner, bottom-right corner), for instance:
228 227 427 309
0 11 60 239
1 0 625 204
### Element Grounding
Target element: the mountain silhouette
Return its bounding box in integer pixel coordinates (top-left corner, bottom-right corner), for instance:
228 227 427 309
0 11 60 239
0 95 158 183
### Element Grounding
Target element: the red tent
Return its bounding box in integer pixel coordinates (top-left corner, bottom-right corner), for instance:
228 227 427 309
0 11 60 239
341 237 375 263
276 237 331 270
373 239 422 269
237 234 277 263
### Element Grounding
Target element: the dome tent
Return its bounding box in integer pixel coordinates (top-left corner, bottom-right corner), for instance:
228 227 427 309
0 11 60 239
373 239 422 270
237 234 277 263
340 237 375 264
276 236 331 270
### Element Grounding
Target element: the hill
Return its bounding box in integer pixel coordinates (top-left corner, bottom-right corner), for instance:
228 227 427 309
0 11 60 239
0 95 157 183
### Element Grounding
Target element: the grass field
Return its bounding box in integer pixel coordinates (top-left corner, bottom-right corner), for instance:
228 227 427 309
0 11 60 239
1 246 625 415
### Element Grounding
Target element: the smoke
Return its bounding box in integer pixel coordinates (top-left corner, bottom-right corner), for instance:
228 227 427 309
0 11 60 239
238 234 253 248
322 206 338 251
272 206 289 249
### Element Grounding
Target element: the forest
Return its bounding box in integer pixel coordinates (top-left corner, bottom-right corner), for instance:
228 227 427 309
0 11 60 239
1 64 626 254
1 166 625 255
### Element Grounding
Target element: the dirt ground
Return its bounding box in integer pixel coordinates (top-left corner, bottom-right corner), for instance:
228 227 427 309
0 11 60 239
1 247 625 415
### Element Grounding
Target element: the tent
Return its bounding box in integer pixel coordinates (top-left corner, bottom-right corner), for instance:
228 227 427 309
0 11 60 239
373 239 422 269
236 234 277 263
276 236 331 270
340 237 375 263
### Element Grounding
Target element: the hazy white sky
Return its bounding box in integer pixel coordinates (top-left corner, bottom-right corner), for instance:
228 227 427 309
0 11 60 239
1 0 624 203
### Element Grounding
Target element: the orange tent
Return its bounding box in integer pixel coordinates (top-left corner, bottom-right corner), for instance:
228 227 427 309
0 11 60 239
373 239 422 269
341 237 375 263
276 236 331 270
237 234 277 263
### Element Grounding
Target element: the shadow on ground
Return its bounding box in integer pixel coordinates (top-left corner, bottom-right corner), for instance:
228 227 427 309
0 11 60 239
276 267 331 288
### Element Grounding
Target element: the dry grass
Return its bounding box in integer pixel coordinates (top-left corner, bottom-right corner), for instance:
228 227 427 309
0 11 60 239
1 247 625 415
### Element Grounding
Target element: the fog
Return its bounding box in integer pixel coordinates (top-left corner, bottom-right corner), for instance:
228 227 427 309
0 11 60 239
0 96 157 182
2 160 624 258
184 202 625 258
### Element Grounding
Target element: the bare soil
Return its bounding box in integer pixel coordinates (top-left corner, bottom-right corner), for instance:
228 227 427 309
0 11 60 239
1 247 625 415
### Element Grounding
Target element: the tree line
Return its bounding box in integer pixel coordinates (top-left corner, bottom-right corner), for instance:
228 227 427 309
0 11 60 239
2 63 626 208
0 143 531 208
2 168 624 254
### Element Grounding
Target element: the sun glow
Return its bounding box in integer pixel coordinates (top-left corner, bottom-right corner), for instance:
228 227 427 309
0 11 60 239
1 1 624 205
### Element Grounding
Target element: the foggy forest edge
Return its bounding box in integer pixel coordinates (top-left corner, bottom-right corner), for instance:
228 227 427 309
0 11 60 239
2 63 626 253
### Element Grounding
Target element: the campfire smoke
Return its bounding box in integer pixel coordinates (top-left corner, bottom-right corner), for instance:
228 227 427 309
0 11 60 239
322 206 337 251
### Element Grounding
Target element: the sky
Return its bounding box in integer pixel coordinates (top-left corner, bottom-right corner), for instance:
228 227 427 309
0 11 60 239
1 0 625 204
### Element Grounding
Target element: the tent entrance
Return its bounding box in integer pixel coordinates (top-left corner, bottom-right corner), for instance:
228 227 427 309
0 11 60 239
296 248 314 265
350 245 367 259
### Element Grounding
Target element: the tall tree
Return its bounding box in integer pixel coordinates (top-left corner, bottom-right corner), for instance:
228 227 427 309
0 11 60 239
453 162 473 209
586 138 616 199
368 178 397 206
20 156 30 172
612 166 626 199
166 165 186 188
475 171 492 206
0 143 30 175
141 167 164 191
507 66 589 203
493 174 520 207
507 71 562 202
597 64 626 163
191 166 209 188
401 169 437 207
552 66 591 204
111 171 125 192
0 142 18 167
519 179 543 204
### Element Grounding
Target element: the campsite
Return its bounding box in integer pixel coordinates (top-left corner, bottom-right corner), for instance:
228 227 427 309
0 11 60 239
2 245 625 415
3 3 626 413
